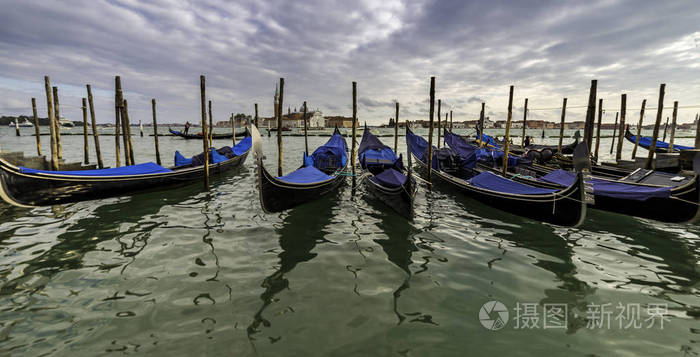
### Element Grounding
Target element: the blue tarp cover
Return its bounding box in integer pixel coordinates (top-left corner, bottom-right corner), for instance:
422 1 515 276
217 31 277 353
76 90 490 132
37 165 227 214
627 133 692 151
443 132 478 169
360 149 398 168
20 162 173 176
478 133 501 148
309 132 347 170
540 169 670 201
369 168 406 188
211 148 227 163
406 130 430 161
175 151 193 166
469 171 557 195
277 165 333 184
233 136 252 156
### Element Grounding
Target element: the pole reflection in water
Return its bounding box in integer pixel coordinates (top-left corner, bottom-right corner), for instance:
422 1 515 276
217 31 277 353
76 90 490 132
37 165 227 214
246 195 336 341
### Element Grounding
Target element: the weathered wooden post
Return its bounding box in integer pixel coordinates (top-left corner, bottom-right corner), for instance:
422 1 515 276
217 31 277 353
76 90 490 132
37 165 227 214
208 100 213 148
645 84 665 169
351 82 358 178
277 78 284 176
615 94 627 161
44 77 59 170
14 118 19 136
521 98 528 146
152 98 161 165
610 112 619 155
478 103 485 147
52 86 63 159
450 110 453 131
231 113 237 146
31 98 41 156
200 75 210 188
86 85 103 168
82 98 89 164
594 98 603 158
661 117 669 142
394 102 399 153
122 99 135 165
631 99 647 159
557 98 567 152
427 77 435 184
302 101 308 154
583 80 597 151
254 103 259 127
114 76 123 167
502 85 514 176
444 112 448 146
437 99 442 149
668 101 678 152
139 120 144 137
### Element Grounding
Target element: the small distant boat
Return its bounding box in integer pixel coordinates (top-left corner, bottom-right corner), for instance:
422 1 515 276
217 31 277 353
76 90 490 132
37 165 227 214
168 128 246 140
59 118 74 127
358 125 416 219
268 127 291 132
8 119 33 128
624 126 692 152
257 127 348 212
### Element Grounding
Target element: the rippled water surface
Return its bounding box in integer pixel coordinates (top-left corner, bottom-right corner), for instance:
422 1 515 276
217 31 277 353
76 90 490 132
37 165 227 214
1 126 699 356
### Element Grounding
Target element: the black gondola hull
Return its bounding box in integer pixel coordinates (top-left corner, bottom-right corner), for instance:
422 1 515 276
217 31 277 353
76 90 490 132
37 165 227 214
361 173 416 220
413 154 586 227
256 158 346 213
0 151 249 207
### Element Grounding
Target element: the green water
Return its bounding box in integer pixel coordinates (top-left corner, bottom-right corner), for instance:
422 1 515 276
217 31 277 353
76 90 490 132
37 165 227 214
1 126 699 356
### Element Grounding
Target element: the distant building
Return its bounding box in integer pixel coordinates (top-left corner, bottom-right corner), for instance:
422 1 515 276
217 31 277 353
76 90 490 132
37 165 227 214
325 116 354 128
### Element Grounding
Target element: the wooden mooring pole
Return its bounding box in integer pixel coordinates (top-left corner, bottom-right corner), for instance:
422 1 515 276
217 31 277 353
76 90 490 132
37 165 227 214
631 99 647 159
351 82 358 178
231 113 237 146
114 77 123 167
662 117 669 142
303 101 309 155
594 98 603 158
208 100 213 148
86 85 103 168
502 85 514 176
139 120 144 137
583 80 597 151
557 98 567 152
437 99 441 149
646 84 665 169
668 101 678 152
277 78 284 176
427 77 435 184
152 98 161 165
478 103 485 147
615 94 627 161
610 112 619 155
695 114 700 149
394 102 399 153
82 98 89 164
122 99 135 165
52 86 63 159
254 103 259 128
31 98 41 156
449 110 453 131
200 75 210 188
14 119 19 136
44 76 59 170
521 98 528 146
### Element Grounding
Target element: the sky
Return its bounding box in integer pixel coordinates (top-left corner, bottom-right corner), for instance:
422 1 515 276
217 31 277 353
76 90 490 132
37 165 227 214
0 0 699 125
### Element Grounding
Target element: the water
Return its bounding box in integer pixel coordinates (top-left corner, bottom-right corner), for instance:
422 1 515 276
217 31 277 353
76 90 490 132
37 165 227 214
1 126 699 356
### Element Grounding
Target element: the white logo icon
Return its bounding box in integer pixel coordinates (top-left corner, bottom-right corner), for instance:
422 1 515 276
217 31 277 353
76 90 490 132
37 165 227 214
479 300 509 331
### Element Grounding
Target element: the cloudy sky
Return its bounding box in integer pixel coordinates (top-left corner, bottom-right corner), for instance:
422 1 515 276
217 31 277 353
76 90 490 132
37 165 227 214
0 0 699 125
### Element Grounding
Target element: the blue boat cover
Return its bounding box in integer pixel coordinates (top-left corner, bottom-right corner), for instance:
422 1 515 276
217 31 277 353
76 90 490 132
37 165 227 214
627 133 692 151
19 162 173 176
540 169 670 201
369 168 407 188
445 131 529 167
210 148 227 163
470 171 557 195
277 165 332 183
309 131 348 170
478 133 501 148
175 151 193 166
233 136 252 156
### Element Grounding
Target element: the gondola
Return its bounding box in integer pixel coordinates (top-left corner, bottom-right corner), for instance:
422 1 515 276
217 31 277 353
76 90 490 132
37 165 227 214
624 126 693 153
257 127 348 212
358 125 416 219
406 128 586 226
475 132 579 155
444 130 700 224
0 127 257 207
169 127 246 140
